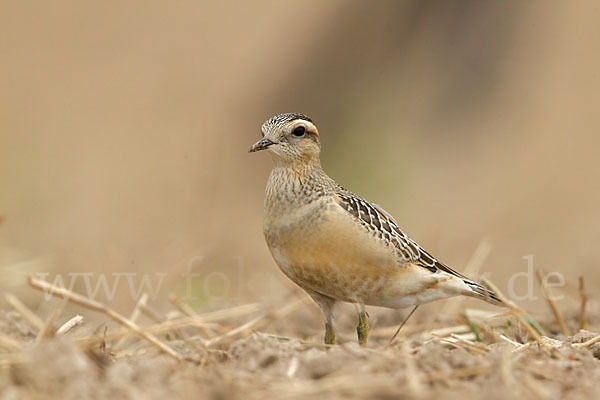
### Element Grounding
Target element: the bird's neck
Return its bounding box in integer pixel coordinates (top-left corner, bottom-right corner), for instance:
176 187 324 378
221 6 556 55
264 160 334 215
271 157 323 179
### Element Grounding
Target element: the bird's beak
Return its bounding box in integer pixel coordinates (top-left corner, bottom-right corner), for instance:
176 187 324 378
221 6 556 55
248 137 275 153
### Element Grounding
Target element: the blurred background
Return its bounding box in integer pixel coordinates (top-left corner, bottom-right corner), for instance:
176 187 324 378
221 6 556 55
1 1 599 326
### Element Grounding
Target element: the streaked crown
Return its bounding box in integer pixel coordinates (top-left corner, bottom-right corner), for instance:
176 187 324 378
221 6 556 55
253 113 321 163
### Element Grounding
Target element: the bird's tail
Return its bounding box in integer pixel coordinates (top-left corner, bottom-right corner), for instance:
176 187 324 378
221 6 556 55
463 280 504 306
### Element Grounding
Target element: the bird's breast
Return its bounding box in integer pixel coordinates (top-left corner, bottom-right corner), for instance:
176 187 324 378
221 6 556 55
263 199 400 301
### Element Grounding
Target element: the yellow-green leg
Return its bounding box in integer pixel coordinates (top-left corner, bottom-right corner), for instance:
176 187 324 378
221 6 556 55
307 291 337 346
355 304 369 346
324 321 335 345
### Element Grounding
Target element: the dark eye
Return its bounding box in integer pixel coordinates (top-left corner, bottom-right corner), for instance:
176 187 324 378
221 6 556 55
292 126 305 136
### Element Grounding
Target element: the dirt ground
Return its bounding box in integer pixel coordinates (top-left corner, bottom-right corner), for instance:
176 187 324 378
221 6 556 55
1 294 599 400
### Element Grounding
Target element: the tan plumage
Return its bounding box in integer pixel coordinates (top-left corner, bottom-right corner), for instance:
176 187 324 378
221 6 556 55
250 113 502 346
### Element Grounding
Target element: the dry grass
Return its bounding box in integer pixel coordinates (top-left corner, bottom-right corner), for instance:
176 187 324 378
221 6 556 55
0 274 598 400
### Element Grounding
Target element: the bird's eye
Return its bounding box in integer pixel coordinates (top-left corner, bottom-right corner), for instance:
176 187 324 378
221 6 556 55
292 126 305 136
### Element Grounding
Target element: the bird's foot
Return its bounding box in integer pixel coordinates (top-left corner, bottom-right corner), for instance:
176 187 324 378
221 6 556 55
357 311 369 346
324 321 335 345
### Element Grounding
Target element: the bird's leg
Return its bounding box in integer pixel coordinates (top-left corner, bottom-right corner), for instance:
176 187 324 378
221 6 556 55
307 291 337 346
355 303 369 346
324 320 336 345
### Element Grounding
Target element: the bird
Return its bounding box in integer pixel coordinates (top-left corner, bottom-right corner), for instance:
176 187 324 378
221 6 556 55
249 113 502 346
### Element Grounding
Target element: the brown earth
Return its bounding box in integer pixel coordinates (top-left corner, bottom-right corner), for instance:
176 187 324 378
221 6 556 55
1 297 599 400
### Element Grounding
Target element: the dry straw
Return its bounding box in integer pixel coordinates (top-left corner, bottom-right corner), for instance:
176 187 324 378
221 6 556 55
579 276 588 330
536 269 570 336
481 277 563 358
27 275 183 361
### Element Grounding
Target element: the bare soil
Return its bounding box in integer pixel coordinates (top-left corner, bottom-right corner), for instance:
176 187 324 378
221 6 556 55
1 298 600 400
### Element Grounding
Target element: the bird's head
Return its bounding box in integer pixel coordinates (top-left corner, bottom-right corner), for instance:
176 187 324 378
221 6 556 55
249 113 320 165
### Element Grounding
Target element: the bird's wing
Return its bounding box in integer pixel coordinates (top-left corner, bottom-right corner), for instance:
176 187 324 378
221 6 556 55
335 190 502 305
335 191 444 271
